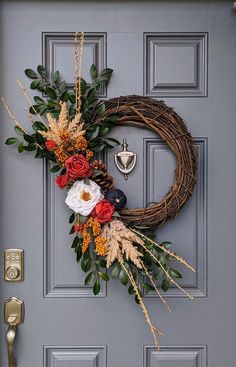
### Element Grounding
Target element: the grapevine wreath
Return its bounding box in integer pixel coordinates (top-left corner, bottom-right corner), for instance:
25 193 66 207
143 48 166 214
3 32 197 349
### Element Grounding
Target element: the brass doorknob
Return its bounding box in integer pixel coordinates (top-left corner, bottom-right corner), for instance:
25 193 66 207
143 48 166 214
4 297 25 367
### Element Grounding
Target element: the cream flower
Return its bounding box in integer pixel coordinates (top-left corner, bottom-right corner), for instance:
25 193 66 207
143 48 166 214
65 179 104 216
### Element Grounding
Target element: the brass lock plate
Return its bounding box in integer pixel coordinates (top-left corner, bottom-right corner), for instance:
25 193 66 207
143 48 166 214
4 297 24 325
4 249 24 282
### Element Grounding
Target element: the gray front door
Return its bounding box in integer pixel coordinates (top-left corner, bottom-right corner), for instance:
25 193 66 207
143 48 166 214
1 1 236 366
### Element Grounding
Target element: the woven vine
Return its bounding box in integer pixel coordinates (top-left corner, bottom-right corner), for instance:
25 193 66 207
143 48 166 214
101 95 197 228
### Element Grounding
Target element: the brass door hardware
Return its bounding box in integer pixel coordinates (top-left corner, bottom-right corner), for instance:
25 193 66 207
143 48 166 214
4 297 25 367
4 249 24 282
114 139 137 180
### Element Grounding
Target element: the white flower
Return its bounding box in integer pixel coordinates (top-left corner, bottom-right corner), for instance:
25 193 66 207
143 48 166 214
65 179 104 216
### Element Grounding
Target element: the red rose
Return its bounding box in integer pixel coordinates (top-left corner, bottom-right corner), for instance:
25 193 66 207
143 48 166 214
65 154 92 180
55 174 68 189
74 223 83 233
92 199 115 223
46 140 57 150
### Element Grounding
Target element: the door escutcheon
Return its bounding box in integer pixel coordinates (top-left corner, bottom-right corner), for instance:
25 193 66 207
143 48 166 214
4 297 25 367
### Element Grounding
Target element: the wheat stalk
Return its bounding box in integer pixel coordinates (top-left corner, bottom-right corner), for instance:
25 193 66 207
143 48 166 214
118 254 163 350
131 227 195 273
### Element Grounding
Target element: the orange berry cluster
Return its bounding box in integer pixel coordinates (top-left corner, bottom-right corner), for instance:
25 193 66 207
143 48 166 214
81 217 107 256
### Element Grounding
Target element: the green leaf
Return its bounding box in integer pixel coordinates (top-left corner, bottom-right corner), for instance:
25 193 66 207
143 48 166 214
39 105 47 116
95 259 107 268
96 103 105 117
45 86 57 99
5 137 19 145
29 104 41 115
25 68 38 79
88 126 100 141
23 134 35 144
103 137 120 147
68 93 76 104
34 148 46 159
99 126 109 136
119 269 129 286
34 96 45 105
14 126 24 136
98 272 109 282
145 242 154 250
99 68 113 77
69 225 75 234
24 144 36 151
85 271 95 285
128 284 135 295
18 143 25 153
90 64 97 79
111 264 120 278
50 165 61 173
37 65 47 77
169 268 182 278
69 213 75 224
76 244 82 262
71 236 79 248
161 278 170 292
161 241 172 249
60 90 69 102
35 132 45 146
52 70 60 84
93 279 101 295
90 144 105 153
58 81 66 93
81 258 92 273
30 80 41 89
143 283 155 291
32 121 48 132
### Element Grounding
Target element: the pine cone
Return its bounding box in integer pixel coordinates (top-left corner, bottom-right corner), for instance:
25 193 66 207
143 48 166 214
91 159 114 192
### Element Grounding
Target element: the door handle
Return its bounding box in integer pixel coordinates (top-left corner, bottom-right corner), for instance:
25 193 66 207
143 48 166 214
4 297 25 367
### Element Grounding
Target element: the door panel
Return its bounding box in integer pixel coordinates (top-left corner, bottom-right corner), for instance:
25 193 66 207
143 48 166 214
0 1 236 366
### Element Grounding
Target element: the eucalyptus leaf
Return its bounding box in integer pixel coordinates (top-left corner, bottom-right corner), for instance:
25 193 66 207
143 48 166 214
37 65 47 77
30 80 41 89
25 68 38 79
45 86 57 99
5 137 19 145
98 272 109 282
169 268 182 278
71 236 79 249
161 278 170 292
50 165 61 173
93 279 101 295
111 264 120 278
14 126 24 136
90 64 97 79
85 272 95 285
119 269 128 286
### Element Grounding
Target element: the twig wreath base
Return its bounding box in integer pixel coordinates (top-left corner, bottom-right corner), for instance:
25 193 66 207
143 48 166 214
101 95 198 228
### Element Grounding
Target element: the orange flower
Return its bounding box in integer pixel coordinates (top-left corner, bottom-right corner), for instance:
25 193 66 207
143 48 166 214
95 236 107 256
55 148 68 164
75 136 88 151
86 149 94 160
82 229 91 253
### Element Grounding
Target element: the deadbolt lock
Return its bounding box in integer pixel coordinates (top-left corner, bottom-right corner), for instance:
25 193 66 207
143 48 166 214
4 249 24 282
